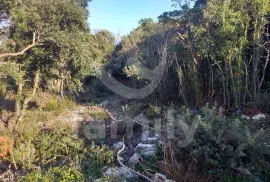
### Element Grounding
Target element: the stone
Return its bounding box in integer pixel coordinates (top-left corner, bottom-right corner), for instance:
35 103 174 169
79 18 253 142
142 137 160 144
154 173 167 182
98 101 108 108
104 167 138 181
111 142 124 151
136 143 156 157
252 113 266 120
242 115 251 120
93 179 107 182
128 153 142 167
153 173 175 182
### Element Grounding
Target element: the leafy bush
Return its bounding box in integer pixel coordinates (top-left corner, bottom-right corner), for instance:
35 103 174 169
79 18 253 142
81 142 114 179
44 98 59 112
92 80 113 97
44 97 76 113
4 115 114 180
257 93 270 113
87 106 109 120
171 105 270 181
221 175 251 182
0 136 13 158
19 166 84 182
32 124 83 166
145 104 161 119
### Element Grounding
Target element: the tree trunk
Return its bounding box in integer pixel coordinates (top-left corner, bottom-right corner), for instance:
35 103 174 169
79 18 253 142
12 70 40 131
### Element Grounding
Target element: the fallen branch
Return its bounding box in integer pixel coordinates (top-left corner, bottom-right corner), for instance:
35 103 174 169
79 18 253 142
117 136 154 182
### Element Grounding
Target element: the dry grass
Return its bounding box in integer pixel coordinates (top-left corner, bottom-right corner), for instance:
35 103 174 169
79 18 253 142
162 142 214 182
0 136 13 158
86 106 109 121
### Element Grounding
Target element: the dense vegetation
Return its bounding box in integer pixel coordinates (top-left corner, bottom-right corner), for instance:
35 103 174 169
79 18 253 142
110 0 270 108
0 0 270 181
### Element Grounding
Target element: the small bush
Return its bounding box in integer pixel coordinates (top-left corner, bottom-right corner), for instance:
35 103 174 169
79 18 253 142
145 104 161 119
87 106 109 120
0 136 13 158
81 142 114 179
44 98 59 112
5 115 114 180
19 166 84 182
257 93 270 113
170 106 270 181
32 124 83 166
221 175 251 182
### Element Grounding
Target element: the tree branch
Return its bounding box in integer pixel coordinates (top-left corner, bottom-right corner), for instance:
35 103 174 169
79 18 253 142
0 32 41 59
117 136 154 182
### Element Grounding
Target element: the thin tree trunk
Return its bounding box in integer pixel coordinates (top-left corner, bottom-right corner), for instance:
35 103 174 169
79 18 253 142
259 49 270 89
13 70 40 131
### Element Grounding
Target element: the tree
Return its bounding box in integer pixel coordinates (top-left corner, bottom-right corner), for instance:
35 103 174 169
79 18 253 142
0 0 95 129
92 30 115 64
108 0 270 108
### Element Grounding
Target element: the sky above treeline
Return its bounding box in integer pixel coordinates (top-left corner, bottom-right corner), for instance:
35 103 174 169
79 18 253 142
88 0 175 36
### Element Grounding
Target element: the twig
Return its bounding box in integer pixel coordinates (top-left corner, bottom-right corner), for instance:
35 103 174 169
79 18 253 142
117 136 154 182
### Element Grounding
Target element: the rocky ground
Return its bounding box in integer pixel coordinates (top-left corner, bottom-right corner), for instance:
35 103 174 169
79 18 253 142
50 93 270 182
49 94 172 181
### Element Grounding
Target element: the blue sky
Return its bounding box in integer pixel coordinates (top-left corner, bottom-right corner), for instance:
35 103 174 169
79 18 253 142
88 0 175 35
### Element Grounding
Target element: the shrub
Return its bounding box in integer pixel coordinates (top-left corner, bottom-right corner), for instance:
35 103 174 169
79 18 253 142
87 106 109 120
44 98 59 112
19 166 84 182
0 136 13 158
257 93 270 113
32 124 83 166
81 142 114 179
10 120 80 169
170 106 270 181
7 117 114 179
145 104 161 119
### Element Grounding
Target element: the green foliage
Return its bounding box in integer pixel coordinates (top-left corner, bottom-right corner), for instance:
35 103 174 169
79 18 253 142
81 142 114 179
107 0 270 107
172 106 270 180
92 30 115 64
44 98 59 112
83 142 114 165
3 118 114 179
221 175 251 182
108 18 160 76
0 0 113 96
145 104 161 119
43 96 76 113
257 93 270 113
33 124 83 166
87 106 110 120
19 166 84 182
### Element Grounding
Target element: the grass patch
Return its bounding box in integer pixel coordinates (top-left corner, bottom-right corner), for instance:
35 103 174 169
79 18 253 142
87 106 109 120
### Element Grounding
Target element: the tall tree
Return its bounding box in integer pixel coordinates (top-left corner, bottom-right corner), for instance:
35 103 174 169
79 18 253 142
0 0 95 129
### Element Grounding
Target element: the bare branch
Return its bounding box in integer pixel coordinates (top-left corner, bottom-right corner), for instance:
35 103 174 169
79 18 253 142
0 31 41 59
117 136 154 182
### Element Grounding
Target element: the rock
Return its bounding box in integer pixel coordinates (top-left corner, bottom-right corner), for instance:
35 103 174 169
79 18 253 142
93 179 107 182
142 137 160 144
153 173 175 182
112 142 124 151
128 153 142 167
252 113 266 120
136 143 156 157
98 101 108 109
104 167 138 181
242 113 266 120
242 115 251 120
154 173 167 181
